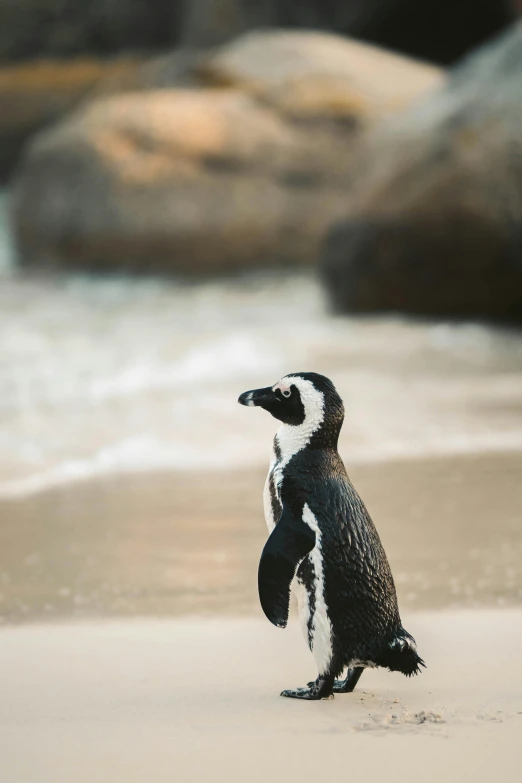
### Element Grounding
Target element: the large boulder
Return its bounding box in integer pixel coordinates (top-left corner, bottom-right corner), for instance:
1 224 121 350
0 29 440 183
0 1 515 64
0 57 145 181
11 32 443 274
11 89 352 273
181 0 514 65
321 23 522 321
0 49 206 182
195 30 442 122
179 0 274 49
0 0 509 179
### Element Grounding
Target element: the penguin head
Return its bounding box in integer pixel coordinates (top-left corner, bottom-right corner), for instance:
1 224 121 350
238 372 344 442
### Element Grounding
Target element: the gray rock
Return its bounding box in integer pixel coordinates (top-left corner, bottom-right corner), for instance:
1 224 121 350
321 22 522 321
179 0 274 48
181 0 513 64
0 0 510 180
195 29 442 122
11 32 441 274
0 1 514 63
0 57 147 181
11 89 353 273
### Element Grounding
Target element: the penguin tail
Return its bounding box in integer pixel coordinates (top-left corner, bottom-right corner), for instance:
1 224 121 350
379 632 426 677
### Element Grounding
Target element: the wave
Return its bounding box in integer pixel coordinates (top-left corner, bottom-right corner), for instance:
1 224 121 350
1 430 522 500
89 334 282 401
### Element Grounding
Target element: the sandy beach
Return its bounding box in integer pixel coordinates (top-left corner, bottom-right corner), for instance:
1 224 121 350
1 451 521 623
1 256 522 780
2 15 522 773
1 612 521 783
0 451 521 781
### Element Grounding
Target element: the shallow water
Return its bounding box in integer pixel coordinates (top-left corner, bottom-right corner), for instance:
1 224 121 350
2 199 522 498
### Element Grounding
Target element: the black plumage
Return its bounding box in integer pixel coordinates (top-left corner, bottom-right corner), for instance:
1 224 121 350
239 372 425 700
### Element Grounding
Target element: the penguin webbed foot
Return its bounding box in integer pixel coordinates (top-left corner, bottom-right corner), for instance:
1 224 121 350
282 676 334 700
334 666 365 693
332 679 355 694
307 666 364 694
281 686 333 701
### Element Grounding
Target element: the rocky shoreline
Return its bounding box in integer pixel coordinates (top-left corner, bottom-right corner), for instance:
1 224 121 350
3 12 522 318
9 31 441 274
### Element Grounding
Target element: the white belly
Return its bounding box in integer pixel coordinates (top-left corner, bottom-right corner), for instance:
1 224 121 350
263 469 276 534
262 453 333 676
298 505 333 676
292 577 311 646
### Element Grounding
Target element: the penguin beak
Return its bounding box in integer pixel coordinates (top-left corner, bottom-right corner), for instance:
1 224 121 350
238 386 275 408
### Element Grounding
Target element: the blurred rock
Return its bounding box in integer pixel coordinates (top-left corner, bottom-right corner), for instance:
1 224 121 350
180 0 274 48
0 0 507 179
11 90 353 273
0 1 513 65
182 0 512 65
321 23 522 321
0 57 145 180
0 1 178 60
1 29 441 183
94 50 204 93
195 30 443 122
11 32 442 274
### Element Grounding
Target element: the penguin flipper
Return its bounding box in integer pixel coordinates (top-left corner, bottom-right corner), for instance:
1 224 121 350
258 504 315 629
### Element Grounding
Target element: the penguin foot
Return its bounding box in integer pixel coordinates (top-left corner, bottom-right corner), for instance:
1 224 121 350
281 687 334 701
333 666 365 693
332 680 355 693
282 675 334 700
308 666 364 694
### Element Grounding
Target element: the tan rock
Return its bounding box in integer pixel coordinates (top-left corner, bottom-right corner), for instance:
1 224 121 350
0 57 144 179
10 31 446 274
12 89 353 273
196 30 444 121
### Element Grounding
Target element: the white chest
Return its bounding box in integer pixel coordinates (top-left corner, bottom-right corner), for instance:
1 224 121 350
263 455 281 534
262 428 301 534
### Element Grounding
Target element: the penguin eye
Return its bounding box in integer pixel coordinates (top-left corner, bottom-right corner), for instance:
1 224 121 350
282 389 291 398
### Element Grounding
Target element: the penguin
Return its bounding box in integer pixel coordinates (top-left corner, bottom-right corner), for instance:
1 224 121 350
238 372 425 700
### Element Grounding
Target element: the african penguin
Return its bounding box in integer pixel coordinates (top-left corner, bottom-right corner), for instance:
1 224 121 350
238 372 425 700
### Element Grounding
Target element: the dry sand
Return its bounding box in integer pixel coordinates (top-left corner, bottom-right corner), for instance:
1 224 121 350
1 611 521 783
0 451 521 781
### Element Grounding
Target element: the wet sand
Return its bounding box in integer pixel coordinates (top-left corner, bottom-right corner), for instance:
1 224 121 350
1 451 521 623
1 612 521 783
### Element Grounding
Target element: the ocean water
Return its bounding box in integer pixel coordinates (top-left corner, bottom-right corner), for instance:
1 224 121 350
2 192 522 498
